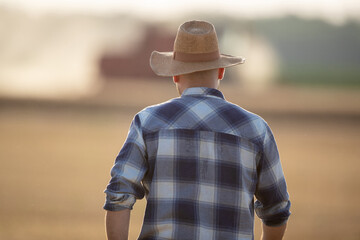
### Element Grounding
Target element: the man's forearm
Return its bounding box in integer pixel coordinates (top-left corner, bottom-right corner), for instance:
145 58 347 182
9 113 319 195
105 209 131 240
261 223 287 240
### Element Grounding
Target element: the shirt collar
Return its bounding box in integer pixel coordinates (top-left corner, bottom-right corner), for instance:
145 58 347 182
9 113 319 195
181 87 225 100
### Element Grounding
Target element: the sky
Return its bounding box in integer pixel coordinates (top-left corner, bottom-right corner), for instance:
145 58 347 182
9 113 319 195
1 0 360 25
0 0 359 98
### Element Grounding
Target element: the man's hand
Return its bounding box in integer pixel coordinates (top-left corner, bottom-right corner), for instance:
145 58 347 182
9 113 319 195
261 223 287 240
105 209 131 240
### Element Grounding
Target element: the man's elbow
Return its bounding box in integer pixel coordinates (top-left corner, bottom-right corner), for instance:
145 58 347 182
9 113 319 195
255 199 291 224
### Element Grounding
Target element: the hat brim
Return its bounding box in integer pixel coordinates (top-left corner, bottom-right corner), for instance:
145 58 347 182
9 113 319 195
150 51 245 77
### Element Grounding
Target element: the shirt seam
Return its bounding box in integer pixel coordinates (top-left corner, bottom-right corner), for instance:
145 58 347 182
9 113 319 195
143 127 262 151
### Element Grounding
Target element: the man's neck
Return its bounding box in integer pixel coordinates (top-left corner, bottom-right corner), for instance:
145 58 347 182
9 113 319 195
177 80 220 95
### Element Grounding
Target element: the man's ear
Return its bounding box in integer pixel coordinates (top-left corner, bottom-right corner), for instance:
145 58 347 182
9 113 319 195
173 75 180 83
218 68 225 80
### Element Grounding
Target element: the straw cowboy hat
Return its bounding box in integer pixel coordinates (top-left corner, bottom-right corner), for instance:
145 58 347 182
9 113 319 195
150 20 245 77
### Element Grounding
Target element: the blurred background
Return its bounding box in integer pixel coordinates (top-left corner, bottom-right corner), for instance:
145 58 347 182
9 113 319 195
0 0 359 239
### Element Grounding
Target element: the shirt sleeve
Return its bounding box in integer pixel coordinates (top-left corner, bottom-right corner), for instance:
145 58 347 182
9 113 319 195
103 114 148 211
254 122 291 226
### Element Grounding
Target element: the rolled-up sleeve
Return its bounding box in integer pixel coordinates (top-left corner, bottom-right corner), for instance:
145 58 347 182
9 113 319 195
255 123 291 226
103 114 148 211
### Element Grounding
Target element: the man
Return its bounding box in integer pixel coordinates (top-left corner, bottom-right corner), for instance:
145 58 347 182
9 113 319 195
104 20 291 240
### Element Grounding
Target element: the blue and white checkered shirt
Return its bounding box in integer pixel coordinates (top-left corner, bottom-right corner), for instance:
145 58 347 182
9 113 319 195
104 87 290 240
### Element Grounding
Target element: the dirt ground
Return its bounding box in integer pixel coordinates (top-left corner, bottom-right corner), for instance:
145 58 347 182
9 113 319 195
0 83 359 239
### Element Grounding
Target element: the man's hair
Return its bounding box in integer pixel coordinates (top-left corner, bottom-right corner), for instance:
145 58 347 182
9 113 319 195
182 69 218 80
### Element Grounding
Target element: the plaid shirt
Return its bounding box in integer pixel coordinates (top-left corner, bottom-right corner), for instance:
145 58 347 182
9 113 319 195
104 87 290 240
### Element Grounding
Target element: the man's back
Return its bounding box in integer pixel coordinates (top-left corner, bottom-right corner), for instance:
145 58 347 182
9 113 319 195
104 20 290 240
105 87 290 239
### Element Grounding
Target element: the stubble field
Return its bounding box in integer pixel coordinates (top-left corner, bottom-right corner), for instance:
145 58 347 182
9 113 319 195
0 82 359 239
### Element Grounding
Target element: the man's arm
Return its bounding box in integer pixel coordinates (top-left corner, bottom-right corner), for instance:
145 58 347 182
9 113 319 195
255 123 291 239
104 114 148 239
261 223 287 240
105 209 131 240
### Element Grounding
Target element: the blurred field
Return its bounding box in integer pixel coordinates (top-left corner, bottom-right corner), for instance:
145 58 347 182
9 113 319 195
0 82 360 240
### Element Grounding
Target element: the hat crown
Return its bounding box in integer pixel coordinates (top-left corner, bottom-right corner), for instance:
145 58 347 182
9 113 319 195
174 20 219 54
149 20 245 77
